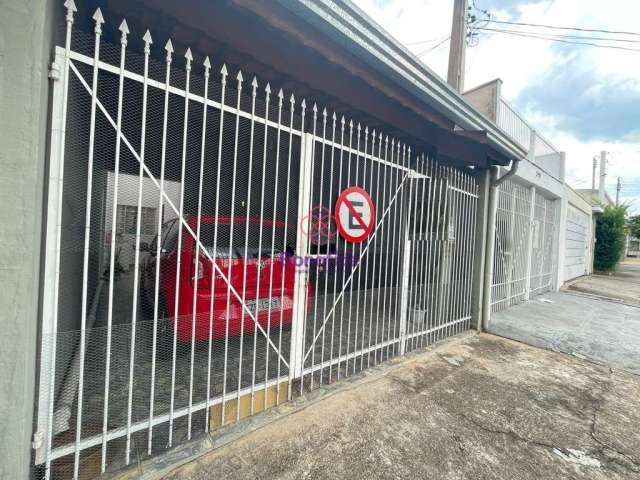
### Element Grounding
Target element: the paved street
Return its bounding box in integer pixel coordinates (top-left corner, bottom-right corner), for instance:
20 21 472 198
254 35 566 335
114 259 640 480
160 333 640 480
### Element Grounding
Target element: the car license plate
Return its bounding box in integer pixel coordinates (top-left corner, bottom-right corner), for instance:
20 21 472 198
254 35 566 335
245 297 280 312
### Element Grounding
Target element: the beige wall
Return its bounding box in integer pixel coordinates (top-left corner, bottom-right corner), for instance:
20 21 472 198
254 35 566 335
463 79 501 122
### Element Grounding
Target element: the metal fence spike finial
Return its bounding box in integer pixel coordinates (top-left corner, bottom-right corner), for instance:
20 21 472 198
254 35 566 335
322 107 327 117
289 92 295 104
312 102 318 113
142 30 153 55
349 119 353 128
92 8 104 33
236 69 244 83
332 112 337 121
341 115 345 125
265 82 271 95
119 19 130 36
301 98 306 109
220 64 228 85
278 88 284 99
184 48 193 72
203 56 211 71
251 75 258 90
164 39 174 62
142 29 153 45
365 125 369 135
64 0 77 20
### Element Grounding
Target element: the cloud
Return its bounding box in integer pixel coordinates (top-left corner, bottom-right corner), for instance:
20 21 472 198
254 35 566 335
515 56 640 142
353 0 640 212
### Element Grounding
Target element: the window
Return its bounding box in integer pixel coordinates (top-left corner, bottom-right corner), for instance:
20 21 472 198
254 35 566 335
116 205 157 235
163 220 179 252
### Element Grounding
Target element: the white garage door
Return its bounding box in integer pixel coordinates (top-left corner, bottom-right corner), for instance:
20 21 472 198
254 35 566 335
564 205 590 280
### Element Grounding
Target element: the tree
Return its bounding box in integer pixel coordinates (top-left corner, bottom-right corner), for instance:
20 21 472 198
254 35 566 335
628 214 640 239
594 205 628 272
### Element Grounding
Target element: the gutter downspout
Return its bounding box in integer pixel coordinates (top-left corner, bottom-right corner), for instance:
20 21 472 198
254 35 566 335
480 159 520 331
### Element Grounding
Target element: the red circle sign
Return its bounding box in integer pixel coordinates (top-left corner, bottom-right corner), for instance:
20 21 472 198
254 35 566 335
335 187 375 243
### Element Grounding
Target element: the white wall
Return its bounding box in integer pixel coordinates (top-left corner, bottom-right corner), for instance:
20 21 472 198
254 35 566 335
104 172 181 268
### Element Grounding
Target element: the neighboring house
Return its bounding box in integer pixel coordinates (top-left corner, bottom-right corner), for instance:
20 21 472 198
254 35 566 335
575 188 615 209
464 79 567 313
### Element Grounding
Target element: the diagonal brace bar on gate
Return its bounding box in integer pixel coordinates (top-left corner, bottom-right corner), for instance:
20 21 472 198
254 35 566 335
303 173 409 363
68 61 289 368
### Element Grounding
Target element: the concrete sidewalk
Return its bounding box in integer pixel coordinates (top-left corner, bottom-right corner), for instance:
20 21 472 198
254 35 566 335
567 258 640 306
488 291 640 375
163 334 640 480
489 258 640 376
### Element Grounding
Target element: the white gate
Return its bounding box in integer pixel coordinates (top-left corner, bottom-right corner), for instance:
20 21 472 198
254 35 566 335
530 191 559 296
294 146 479 389
491 180 559 312
491 180 533 312
35 3 479 478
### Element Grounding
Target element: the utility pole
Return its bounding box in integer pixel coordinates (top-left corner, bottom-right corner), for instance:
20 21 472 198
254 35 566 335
616 177 621 205
599 150 607 203
447 0 469 92
592 156 598 190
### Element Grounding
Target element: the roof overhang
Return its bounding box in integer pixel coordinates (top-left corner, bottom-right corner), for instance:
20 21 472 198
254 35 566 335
275 0 526 164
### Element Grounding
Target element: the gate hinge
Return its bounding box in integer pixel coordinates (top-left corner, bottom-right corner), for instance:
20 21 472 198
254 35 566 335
49 61 61 81
32 430 44 451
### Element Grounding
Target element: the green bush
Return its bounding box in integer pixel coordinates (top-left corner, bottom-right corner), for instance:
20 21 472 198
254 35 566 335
628 214 640 239
594 205 628 272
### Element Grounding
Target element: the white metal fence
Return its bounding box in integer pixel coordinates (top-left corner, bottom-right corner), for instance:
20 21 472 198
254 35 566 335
35 4 479 478
491 180 559 313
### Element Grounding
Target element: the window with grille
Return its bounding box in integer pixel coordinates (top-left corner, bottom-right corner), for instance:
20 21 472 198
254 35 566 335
116 205 157 235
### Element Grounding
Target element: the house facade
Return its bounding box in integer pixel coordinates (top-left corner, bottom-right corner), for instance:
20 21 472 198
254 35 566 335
1 1 593 479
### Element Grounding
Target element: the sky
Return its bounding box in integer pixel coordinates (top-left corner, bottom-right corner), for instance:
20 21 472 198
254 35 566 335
353 0 640 214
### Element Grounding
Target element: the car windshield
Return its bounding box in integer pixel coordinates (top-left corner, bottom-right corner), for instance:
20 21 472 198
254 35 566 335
198 222 290 258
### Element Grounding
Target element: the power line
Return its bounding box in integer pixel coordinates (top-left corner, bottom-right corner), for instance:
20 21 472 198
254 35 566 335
477 28 640 53
485 19 640 37
478 27 640 44
417 36 451 56
404 36 450 46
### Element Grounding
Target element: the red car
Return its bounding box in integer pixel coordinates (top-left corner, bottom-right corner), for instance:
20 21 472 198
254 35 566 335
141 215 309 342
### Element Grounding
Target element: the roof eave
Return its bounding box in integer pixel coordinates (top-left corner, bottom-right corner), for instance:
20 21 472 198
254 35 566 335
279 0 527 164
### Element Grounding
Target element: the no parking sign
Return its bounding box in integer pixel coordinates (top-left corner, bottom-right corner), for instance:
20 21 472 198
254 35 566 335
335 187 375 243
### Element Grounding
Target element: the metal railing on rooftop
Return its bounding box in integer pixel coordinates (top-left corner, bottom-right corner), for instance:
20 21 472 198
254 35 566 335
496 98 563 180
